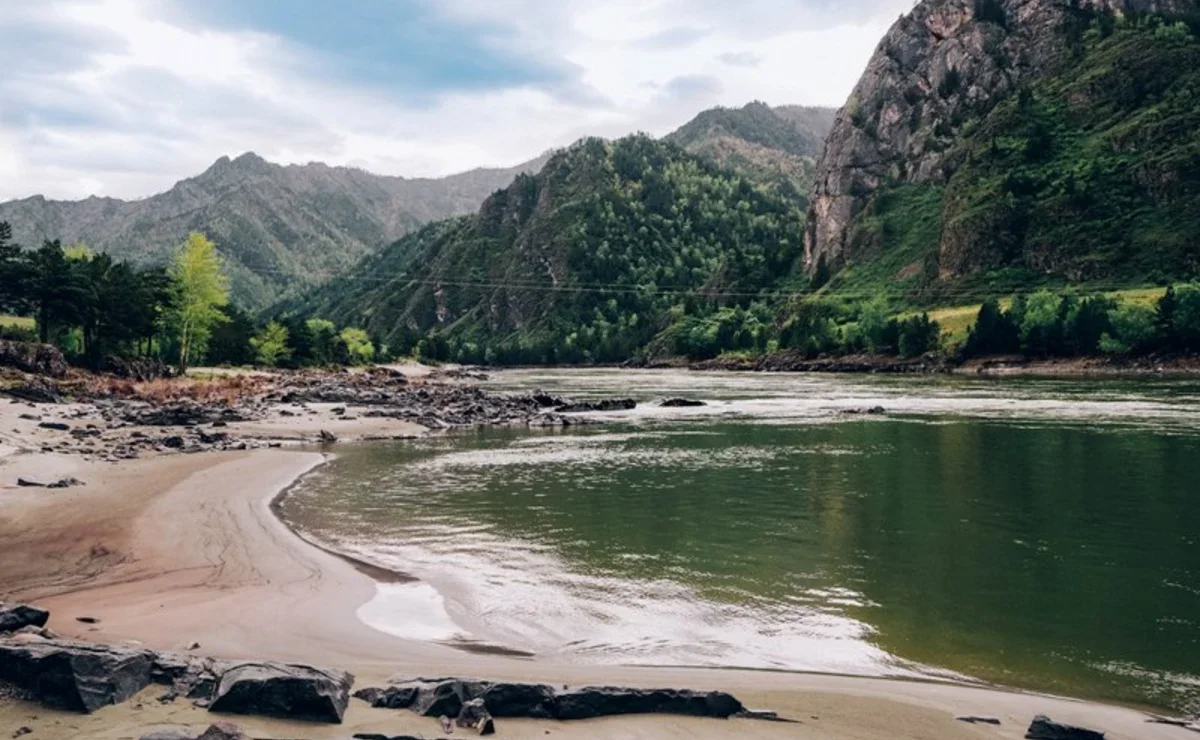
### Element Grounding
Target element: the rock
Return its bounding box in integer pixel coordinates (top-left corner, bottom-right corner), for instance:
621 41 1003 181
554 399 637 413
0 340 69 378
1025 715 1105 740
353 684 420 709
75 616 100 624
480 681 557 718
18 413 40 421
457 698 496 735
439 715 453 734
554 686 744 720
196 722 247 740
660 398 706 408
318 430 338 443
208 662 354 723
0 640 155 713
162 436 185 449
37 421 70 431
138 726 198 740
0 605 50 632
11 728 31 738
957 715 1002 725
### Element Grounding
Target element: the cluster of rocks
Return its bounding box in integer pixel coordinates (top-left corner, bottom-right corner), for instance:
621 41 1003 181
0 340 68 378
0 604 777 738
692 351 947 374
0 636 353 723
353 677 759 724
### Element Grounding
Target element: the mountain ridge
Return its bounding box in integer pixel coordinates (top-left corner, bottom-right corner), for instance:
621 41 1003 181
0 151 552 309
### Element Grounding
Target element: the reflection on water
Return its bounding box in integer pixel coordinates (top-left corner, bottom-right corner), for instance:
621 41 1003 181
281 370 1200 714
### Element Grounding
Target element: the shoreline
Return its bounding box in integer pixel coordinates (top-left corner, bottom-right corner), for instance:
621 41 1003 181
1 397 1196 737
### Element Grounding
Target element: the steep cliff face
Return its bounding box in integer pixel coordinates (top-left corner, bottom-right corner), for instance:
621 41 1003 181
805 0 1200 280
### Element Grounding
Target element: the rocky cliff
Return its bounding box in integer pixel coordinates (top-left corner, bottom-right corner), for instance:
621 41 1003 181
805 0 1200 284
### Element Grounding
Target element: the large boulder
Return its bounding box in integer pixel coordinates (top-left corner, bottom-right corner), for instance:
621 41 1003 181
553 686 744 720
208 662 353 723
0 640 155 713
1025 715 1105 740
0 605 50 633
0 340 68 378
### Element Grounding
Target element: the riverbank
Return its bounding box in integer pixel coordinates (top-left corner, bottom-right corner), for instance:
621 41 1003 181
686 350 1200 376
0 383 1196 738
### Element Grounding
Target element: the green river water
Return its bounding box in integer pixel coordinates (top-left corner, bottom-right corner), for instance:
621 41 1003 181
281 370 1200 715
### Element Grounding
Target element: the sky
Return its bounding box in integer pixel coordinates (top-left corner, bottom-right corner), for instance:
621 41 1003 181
0 0 912 201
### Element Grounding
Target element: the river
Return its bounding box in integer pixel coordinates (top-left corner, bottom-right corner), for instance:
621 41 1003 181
280 369 1200 715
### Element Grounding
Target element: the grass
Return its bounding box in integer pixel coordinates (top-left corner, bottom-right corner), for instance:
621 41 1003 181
907 286 1169 345
0 315 34 330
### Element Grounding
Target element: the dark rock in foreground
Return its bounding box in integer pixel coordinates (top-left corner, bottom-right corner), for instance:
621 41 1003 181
554 399 637 413
209 662 353 723
0 640 154 713
355 678 746 721
1026 715 1105 740
0 605 50 633
555 686 744 720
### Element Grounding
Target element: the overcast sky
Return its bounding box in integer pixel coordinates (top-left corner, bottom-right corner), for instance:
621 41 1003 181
0 0 912 201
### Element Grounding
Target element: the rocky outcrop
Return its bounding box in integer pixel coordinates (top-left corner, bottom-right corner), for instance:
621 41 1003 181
208 662 354 723
0 340 68 378
804 0 1199 274
0 641 155 713
554 399 637 413
1025 714 1105 740
0 605 50 633
354 678 747 721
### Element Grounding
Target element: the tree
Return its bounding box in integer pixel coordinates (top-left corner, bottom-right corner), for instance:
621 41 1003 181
250 321 292 367
306 319 338 365
338 327 375 365
207 305 257 366
24 241 90 344
167 233 229 372
964 298 1020 356
0 222 26 313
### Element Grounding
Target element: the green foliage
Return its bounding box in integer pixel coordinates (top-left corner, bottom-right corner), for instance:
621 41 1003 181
963 285 1200 357
940 18 1200 282
338 327 375 365
166 232 230 372
302 135 809 365
250 321 292 367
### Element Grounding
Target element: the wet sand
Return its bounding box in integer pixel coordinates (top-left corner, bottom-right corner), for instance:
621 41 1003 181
0 400 1194 739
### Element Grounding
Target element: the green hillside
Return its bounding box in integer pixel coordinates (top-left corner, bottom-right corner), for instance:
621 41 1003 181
299 135 808 364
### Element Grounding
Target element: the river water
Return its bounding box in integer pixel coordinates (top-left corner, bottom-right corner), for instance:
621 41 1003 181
280 369 1200 714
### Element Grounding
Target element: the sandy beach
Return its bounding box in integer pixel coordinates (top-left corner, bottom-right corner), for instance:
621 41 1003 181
0 395 1194 739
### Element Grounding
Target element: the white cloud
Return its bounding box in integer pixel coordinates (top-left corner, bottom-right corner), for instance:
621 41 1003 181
0 0 912 201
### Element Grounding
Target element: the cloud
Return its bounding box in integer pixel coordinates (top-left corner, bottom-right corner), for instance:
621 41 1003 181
633 26 712 50
718 51 763 68
0 0 915 201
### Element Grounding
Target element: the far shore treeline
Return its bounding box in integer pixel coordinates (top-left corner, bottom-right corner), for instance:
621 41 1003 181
0 221 387 373
2 216 1199 371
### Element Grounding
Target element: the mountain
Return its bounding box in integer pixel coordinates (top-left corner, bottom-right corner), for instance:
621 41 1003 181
294 135 809 363
666 102 836 200
0 152 549 309
806 0 1200 298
